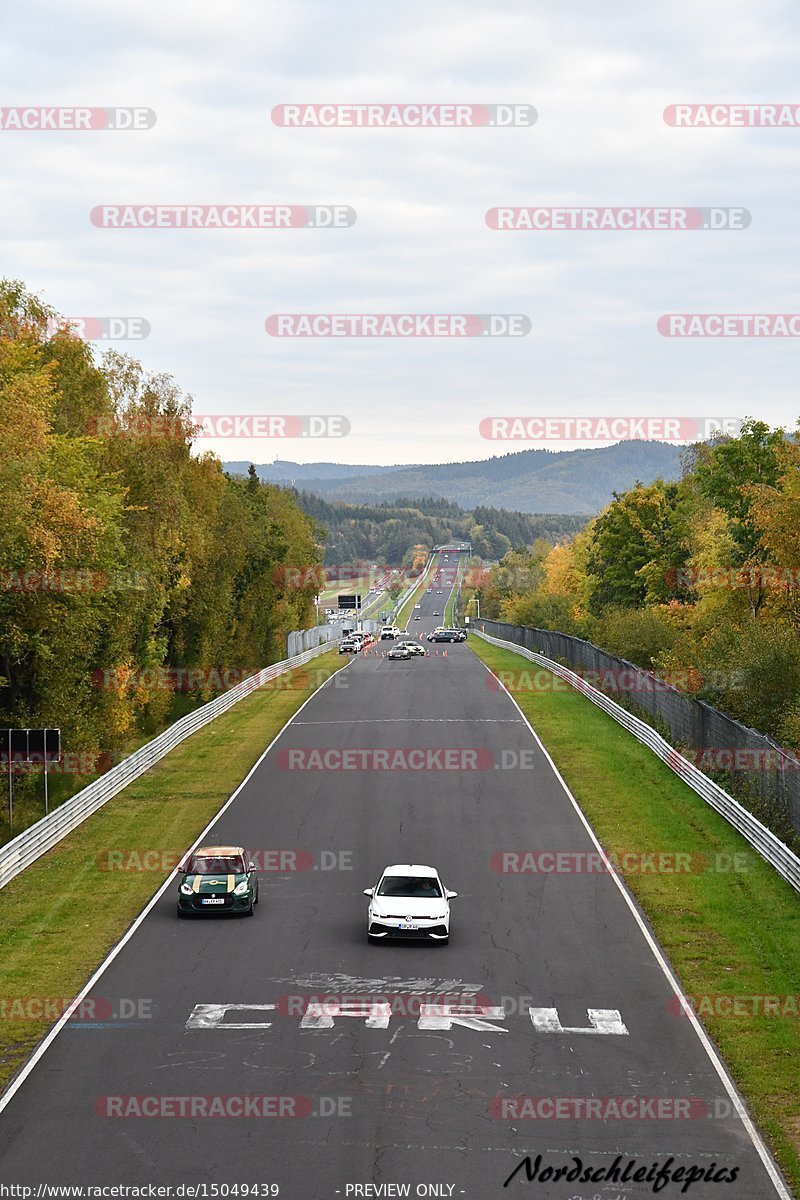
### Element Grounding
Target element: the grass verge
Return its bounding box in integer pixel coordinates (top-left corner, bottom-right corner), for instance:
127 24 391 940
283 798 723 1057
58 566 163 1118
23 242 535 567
470 635 800 1194
444 558 466 626
0 650 347 1095
396 560 437 629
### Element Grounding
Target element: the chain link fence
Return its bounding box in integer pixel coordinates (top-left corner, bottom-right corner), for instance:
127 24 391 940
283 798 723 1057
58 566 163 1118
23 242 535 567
476 618 800 841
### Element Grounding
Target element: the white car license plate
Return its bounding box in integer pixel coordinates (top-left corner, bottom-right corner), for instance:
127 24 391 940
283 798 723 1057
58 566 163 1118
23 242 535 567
399 922 420 930
201 897 225 905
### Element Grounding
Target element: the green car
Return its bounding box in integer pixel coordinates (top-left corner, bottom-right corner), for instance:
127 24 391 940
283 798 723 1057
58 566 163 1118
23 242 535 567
177 844 259 917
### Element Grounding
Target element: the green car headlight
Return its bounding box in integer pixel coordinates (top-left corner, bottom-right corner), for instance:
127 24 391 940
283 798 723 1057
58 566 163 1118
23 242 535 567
179 883 194 895
233 880 250 895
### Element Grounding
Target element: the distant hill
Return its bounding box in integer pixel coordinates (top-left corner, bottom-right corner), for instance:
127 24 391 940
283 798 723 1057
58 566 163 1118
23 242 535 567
225 442 685 515
222 460 395 483
291 494 586 565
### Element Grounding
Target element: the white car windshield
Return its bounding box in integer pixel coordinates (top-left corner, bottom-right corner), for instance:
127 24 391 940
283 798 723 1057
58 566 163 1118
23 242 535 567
378 875 442 898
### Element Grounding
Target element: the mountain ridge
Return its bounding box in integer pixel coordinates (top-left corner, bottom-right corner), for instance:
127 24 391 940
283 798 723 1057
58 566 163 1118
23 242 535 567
224 441 685 515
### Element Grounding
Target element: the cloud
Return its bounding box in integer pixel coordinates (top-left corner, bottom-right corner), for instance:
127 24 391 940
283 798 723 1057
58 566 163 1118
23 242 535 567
1 0 798 465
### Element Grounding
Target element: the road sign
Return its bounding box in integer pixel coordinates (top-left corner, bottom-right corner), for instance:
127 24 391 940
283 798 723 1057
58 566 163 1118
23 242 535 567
1 728 61 763
2 728 62 830
338 594 361 610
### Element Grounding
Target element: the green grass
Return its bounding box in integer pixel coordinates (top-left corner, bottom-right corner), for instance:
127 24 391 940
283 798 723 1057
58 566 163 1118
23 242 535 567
396 562 437 629
443 558 466 626
0 651 347 1095
470 635 800 1193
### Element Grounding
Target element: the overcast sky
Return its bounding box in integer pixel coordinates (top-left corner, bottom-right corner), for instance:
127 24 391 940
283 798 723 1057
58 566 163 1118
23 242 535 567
2 0 799 466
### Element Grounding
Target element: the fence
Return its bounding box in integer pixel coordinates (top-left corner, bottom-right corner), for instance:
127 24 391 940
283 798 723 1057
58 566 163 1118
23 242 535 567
0 641 335 891
474 623 800 894
286 618 380 658
289 559 434 657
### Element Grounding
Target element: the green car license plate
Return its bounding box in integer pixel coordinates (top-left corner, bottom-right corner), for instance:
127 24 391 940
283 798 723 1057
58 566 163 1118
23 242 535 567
201 897 225 905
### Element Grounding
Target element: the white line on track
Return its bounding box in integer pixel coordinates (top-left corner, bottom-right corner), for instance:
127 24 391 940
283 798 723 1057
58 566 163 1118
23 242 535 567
0 659 353 1117
477 655 792 1200
292 718 523 724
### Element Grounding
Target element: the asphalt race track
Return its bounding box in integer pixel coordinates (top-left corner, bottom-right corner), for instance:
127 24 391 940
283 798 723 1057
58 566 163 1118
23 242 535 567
0 552 790 1198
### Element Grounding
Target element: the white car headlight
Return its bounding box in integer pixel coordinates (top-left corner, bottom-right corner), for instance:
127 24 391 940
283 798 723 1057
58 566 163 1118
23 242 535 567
233 880 250 895
180 883 193 895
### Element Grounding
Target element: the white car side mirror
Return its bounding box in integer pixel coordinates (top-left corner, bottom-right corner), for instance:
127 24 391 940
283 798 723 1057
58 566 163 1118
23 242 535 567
363 887 374 897
445 889 458 899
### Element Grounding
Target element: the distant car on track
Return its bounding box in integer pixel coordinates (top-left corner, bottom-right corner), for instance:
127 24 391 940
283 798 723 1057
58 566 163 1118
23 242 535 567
364 863 456 943
339 638 360 653
387 644 412 660
177 845 258 917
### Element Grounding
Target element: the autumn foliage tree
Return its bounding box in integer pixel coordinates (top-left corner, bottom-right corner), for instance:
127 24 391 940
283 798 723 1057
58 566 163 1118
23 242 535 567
0 281 322 817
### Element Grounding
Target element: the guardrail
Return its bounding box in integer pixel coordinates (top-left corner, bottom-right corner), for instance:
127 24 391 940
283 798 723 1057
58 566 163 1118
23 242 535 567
0 641 335 891
475 627 800 895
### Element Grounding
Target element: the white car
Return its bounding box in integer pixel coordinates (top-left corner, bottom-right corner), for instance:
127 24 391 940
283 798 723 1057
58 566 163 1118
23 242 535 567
387 644 411 660
364 864 456 943
396 640 424 656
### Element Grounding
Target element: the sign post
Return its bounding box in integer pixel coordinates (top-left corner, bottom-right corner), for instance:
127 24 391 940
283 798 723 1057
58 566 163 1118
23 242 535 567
2 728 62 832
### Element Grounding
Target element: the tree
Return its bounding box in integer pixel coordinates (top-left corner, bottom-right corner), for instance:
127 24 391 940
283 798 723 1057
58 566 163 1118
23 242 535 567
584 482 680 613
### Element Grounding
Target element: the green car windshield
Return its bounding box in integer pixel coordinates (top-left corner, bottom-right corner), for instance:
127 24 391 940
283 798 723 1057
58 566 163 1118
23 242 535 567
188 855 246 874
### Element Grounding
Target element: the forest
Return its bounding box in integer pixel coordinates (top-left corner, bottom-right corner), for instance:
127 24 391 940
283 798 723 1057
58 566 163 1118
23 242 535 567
0 280 322 806
292 491 585 565
472 419 800 751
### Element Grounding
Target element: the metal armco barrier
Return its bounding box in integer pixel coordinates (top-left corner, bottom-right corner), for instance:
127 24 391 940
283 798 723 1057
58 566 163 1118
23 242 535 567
0 641 335 891
475 626 800 896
